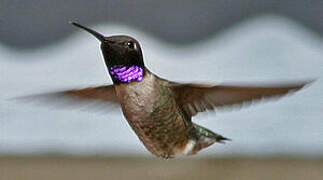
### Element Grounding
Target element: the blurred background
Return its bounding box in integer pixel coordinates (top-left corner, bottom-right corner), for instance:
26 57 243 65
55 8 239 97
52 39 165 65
1 0 323 179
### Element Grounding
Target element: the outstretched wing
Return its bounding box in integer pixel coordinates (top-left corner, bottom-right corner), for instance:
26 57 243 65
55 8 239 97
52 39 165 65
14 85 120 112
60 85 119 102
172 81 311 117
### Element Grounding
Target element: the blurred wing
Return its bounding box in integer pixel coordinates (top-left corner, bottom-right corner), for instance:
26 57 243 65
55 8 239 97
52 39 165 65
61 85 119 102
14 85 120 113
172 81 310 117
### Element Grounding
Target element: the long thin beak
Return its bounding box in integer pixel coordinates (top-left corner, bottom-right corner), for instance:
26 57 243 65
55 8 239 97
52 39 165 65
70 21 105 42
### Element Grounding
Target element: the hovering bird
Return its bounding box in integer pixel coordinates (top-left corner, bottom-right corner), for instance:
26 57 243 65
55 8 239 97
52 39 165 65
23 22 310 159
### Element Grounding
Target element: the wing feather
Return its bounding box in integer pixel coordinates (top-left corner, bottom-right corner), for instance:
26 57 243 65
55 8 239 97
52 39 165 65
14 85 120 112
172 81 311 117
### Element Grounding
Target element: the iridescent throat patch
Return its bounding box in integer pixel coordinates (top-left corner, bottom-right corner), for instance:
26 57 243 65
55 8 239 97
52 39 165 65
109 65 144 83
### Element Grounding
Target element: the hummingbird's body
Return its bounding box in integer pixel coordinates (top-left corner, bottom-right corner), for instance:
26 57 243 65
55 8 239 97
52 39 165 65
114 69 223 158
116 71 190 158
25 22 310 158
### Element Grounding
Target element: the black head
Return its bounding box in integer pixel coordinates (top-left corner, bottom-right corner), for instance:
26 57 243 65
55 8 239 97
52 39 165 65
71 22 145 83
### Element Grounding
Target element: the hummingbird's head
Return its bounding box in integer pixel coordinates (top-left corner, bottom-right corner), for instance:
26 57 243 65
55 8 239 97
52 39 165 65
71 22 145 83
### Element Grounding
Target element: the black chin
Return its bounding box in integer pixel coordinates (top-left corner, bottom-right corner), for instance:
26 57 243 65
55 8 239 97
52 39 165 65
101 51 144 69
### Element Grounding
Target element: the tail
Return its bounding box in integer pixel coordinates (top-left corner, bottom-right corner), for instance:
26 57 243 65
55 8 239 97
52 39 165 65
187 123 230 155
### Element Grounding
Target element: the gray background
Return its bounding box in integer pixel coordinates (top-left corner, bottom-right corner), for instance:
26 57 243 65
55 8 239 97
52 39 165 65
1 1 322 158
1 0 323 49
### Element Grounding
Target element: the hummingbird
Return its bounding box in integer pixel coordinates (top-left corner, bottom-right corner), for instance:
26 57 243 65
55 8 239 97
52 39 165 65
25 22 310 159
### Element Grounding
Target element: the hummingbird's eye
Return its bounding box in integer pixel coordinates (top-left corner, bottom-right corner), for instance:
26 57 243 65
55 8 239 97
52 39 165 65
126 41 135 49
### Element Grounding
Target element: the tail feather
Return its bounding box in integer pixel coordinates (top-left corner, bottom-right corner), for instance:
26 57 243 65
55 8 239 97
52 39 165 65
188 123 230 154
